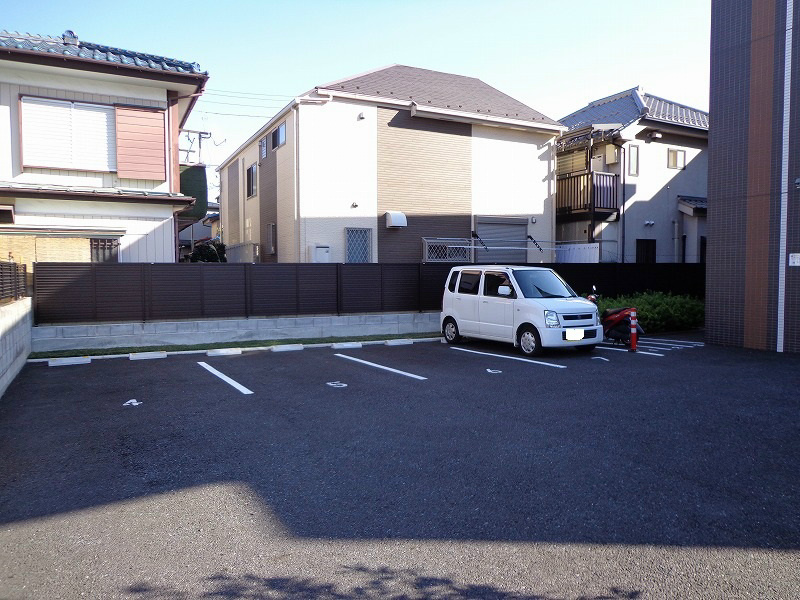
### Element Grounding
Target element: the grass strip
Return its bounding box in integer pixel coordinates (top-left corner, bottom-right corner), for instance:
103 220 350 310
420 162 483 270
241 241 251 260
29 331 441 359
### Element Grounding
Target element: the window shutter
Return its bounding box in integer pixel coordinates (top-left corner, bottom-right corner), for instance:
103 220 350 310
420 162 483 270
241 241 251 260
21 97 115 172
115 107 166 180
72 103 116 172
21 97 73 169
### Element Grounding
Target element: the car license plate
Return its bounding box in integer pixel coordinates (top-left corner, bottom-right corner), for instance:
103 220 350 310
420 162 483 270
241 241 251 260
566 329 585 341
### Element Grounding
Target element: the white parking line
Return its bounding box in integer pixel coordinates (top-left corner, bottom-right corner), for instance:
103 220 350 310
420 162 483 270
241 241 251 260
643 337 705 346
596 346 665 357
449 347 567 369
334 354 428 380
197 361 254 394
637 341 697 349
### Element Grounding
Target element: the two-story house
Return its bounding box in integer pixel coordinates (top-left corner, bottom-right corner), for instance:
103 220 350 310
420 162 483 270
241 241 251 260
555 87 708 263
218 65 564 264
0 30 208 269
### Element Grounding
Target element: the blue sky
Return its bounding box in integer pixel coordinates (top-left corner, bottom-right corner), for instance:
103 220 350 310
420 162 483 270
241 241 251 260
5 0 711 194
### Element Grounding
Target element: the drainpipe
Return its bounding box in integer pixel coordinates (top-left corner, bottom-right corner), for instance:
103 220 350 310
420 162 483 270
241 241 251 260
587 138 594 243
613 140 627 263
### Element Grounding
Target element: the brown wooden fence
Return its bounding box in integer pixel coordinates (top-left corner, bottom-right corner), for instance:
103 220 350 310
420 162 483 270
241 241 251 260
0 261 26 302
32 262 705 325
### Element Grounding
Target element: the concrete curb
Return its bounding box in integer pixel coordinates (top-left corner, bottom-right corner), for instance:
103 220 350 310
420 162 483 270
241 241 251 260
28 337 444 365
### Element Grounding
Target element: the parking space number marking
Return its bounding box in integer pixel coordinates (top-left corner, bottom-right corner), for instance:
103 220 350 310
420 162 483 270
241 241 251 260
326 381 348 388
123 399 142 406
486 369 503 374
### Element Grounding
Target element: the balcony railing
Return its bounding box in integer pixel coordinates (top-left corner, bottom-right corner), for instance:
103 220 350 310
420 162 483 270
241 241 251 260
556 171 619 215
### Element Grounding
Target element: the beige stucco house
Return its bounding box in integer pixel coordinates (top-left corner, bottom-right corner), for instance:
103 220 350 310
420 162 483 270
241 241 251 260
218 65 564 264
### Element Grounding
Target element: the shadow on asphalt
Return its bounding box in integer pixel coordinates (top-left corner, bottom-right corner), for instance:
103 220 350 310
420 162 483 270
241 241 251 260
1 338 799 549
123 566 643 599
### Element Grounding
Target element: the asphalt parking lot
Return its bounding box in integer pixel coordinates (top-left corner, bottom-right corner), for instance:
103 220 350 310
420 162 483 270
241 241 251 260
1 333 799 599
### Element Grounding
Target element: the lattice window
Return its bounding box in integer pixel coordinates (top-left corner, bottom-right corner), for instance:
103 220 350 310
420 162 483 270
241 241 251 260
90 238 119 263
345 228 371 263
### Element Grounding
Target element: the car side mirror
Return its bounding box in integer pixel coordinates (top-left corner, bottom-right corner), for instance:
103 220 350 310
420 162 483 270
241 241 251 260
498 285 512 297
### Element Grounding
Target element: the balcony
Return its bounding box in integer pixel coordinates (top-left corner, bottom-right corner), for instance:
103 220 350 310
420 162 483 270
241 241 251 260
556 171 619 222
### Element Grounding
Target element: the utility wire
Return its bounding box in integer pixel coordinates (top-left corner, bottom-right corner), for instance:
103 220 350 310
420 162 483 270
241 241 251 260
198 99 287 109
205 88 295 98
195 110 273 118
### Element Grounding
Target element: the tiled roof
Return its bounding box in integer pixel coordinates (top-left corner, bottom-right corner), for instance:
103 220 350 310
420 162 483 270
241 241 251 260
643 94 709 129
0 30 205 75
317 65 560 126
677 195 708 209
560 87 708 132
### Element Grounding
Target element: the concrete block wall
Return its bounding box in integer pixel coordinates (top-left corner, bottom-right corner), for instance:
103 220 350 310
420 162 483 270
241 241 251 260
0 298 32 399
31 311 442 352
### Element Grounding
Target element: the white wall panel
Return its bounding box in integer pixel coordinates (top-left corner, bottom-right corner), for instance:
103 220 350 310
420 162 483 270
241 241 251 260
297 102 378 261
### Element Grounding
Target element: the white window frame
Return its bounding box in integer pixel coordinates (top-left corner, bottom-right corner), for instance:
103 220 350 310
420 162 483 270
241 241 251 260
628 144 640 177
270 122 286 150
667 148 686 170
20 96 117 172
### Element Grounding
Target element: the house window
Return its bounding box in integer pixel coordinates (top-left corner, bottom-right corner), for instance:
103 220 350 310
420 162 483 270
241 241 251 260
258 137 267 160
264 223 276 255
636 239 657 264
90 238 119 263
271 122 286 150
667 148 686 170
345 228 371 263
21 96 116 172
246 163 257 198
628 145 639 176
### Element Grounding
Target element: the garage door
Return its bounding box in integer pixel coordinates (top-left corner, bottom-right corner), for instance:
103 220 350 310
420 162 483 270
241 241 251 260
475 218 528 264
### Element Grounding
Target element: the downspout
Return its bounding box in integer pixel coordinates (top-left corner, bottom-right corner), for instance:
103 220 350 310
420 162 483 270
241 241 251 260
613 140 627 263
587 137 594 243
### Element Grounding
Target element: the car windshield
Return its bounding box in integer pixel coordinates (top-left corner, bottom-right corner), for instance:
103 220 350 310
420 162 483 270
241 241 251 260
512 269 576 299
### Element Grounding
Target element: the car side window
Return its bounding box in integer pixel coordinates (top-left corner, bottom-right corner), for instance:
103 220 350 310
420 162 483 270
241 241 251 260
483 272 515 297
457 271 481 295
447 271 458 293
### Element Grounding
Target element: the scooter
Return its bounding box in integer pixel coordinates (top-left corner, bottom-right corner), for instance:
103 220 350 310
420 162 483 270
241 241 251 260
586 286 644 345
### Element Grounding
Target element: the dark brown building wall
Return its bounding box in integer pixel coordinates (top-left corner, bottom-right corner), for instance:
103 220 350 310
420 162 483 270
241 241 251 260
708 0 800 352
376 108 472 262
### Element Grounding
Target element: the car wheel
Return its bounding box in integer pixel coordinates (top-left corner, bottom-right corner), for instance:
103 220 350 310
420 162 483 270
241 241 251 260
576 344 596 353
517 325 543 356
443 318 462 344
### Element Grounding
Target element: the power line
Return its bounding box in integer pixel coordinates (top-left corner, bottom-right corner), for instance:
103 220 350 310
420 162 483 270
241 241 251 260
195 110 272 118
205 88 295 99
198 99 287 109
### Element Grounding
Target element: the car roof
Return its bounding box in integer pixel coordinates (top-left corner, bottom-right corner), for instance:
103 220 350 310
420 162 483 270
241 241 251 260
452 265 551 271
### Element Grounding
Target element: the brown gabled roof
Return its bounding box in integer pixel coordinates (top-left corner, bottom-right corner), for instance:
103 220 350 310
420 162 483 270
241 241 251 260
317 65 560 127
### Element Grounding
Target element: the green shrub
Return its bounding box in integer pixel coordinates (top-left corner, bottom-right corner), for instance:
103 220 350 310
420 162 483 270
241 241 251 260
594 291 703 333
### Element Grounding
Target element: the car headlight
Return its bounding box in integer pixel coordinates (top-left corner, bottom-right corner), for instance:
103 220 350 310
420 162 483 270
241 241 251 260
544 310 560 328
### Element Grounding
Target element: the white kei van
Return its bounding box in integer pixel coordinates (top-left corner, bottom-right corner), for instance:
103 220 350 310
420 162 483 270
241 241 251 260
440 266 602 356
